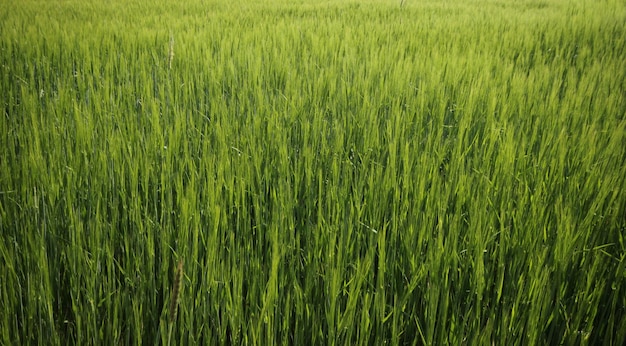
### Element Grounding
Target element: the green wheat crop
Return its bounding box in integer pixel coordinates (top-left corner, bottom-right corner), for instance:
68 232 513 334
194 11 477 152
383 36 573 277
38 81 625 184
1 0 625 344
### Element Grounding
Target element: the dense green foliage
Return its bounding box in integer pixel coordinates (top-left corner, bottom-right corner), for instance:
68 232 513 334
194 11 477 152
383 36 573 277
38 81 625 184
1 0 625 344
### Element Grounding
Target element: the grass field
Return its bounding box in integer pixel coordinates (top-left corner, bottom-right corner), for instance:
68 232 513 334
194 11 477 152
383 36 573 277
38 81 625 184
1 0 625 344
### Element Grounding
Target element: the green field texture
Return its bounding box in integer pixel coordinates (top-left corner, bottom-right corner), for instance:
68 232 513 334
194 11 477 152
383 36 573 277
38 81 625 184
1 0 625 344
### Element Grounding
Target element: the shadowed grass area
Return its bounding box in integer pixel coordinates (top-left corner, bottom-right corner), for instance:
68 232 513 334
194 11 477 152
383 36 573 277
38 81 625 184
1 0 625 344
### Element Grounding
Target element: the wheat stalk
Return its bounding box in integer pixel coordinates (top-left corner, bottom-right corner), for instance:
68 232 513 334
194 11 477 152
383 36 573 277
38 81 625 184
168 32 174 70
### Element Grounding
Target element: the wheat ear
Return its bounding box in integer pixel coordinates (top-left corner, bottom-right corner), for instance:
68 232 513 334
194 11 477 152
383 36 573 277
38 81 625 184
169 259 183 324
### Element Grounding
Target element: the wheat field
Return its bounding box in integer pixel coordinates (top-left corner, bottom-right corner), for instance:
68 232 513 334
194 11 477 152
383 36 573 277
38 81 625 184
1 0 625 344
